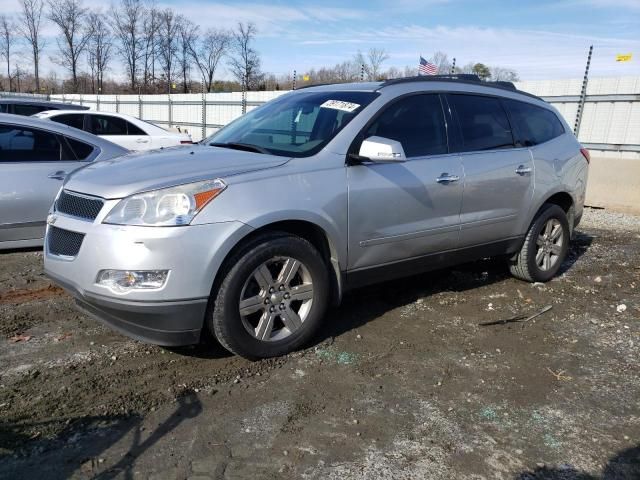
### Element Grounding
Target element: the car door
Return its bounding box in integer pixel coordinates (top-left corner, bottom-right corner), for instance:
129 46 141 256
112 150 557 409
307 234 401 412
446 93 534 247
347 93 463 271
0 123 91 243
125 120 153 149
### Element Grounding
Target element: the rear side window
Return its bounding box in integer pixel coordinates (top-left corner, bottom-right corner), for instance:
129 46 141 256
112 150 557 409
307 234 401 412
89 115 128 135
51 113 84 130
0 124 65 162
503 99 565 146
126 121 147 135
13 104 48 116
364 94 448 157
0 103 8 113
449 94 514 152
64 137 95 160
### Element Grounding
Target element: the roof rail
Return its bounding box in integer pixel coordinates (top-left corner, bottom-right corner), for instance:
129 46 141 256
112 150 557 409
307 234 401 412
492 81 517 90
379 75 539 99
382 74 481 86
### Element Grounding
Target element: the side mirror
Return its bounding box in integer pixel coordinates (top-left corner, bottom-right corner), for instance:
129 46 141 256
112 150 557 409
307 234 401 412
358 136 406 163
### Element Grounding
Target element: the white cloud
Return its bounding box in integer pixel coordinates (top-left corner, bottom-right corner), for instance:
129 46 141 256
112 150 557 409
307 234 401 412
156 2 366 34
283 24 640 80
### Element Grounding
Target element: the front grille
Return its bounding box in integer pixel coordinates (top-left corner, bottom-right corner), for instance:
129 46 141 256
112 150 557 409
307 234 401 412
48 226 85 257
56 190 104 221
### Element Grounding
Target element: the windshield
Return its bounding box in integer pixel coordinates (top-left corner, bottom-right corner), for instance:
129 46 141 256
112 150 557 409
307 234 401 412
204 90 379 157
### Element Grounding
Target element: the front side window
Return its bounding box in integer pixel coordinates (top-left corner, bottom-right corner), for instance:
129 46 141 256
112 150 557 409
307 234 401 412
0 124 65 162
205 91 379 157
449 94 515 152
363 94 447 157
89 115 128 136
52 113 85 130
503 99 565 146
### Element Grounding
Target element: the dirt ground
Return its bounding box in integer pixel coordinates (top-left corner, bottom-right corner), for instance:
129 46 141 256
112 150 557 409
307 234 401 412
0 208 638 480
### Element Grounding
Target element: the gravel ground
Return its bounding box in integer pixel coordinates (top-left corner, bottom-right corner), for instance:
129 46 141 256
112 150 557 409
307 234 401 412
580 207 640 232
0 207 638 479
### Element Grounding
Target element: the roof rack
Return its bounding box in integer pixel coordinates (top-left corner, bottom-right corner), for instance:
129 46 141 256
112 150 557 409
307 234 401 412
382 74 482 86
379 74 536 98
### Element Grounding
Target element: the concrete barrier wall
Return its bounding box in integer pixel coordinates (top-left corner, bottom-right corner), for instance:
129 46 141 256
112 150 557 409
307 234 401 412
585 157 640 213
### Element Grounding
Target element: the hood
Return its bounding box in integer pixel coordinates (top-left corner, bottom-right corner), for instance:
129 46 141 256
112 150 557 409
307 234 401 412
64 145 291 199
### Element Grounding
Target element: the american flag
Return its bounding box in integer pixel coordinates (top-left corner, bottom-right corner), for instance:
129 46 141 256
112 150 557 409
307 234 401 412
419 56 438 75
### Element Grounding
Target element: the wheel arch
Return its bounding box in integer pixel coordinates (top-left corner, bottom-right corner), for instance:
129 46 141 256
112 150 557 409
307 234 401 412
209 217 344 311
527 189 576 236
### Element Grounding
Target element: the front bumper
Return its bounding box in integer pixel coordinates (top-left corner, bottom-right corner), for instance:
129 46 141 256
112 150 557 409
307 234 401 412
48 270 207 345
44 210 253 345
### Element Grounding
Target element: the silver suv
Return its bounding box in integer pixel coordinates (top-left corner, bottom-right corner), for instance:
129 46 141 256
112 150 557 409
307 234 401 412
44 75 589 359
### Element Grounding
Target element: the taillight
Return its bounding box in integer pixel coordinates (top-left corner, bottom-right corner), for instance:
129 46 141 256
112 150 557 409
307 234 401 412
580 147 590 164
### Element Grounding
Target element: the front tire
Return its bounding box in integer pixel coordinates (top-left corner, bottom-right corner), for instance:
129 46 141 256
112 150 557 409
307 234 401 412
209 233 330 359
509 204 570 282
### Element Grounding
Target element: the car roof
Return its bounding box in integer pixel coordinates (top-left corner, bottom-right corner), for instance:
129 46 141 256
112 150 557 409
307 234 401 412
0 97 88 109
294 74 544 104
0 112 128 154
39 109 136 119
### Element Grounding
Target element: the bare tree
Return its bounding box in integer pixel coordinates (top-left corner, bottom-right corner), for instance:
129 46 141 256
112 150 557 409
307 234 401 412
48 0 91 92
110 0 145 91
0 15 16 91
354 48 389 81
190 28 229 92
177 17 197 93
491 66 519 82
86 12 112 93
156 8 180 91
18 0 46 92
142 6 160 89
367 48 389 80
430 51 451 74
228 22 262 90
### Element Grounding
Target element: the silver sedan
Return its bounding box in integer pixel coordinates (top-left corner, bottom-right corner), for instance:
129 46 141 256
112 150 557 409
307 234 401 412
0 113 128 249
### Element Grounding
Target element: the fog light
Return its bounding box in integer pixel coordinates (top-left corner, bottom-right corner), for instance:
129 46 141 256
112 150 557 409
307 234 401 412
96 270 169 292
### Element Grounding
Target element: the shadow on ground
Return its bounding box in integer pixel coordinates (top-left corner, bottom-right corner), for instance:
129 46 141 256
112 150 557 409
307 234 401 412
316 230 594 344
0 392 202 480
515 445 640 479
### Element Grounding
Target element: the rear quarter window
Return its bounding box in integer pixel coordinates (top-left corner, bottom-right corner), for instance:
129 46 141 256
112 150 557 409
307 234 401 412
64 137 95 160
503 99 565 146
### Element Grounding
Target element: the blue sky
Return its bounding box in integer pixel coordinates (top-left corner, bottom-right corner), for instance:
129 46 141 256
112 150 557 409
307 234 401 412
6 0 640 81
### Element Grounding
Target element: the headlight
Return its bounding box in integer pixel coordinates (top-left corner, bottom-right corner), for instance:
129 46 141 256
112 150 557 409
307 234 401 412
103 179 226 226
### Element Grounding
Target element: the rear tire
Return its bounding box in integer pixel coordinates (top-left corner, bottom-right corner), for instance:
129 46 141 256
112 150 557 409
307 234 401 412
209 232 329 359
509 204 570 282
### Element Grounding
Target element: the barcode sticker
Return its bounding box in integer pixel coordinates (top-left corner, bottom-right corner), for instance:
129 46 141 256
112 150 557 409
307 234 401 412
320 100 361 112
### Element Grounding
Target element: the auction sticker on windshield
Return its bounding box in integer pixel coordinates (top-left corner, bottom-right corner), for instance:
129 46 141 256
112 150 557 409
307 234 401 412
320 100 361 112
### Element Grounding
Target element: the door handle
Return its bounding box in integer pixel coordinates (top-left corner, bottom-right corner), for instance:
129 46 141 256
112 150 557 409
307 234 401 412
48 170 67 180
136 138 149 143
515 165 532 175
436 173 460 183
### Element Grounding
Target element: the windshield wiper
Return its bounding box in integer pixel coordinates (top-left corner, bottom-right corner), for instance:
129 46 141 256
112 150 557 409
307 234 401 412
210 142 270 154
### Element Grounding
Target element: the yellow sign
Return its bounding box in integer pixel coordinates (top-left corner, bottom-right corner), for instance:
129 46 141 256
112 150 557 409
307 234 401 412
616 53 632 62
171 83 177 89
303 74 310 81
